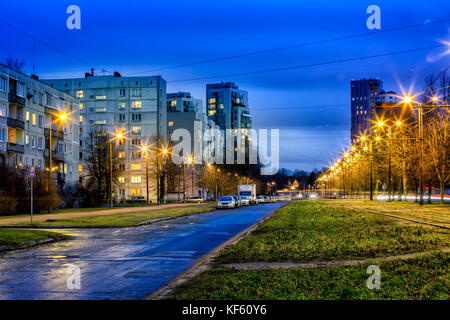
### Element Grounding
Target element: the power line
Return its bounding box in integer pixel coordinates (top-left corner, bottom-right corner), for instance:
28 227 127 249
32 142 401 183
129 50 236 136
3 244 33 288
127 17 450 76
0 18 112 74
167 44 447 83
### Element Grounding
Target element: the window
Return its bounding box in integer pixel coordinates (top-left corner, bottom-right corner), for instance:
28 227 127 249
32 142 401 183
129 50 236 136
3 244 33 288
131 114 141 121
39 93 44 106
131 164 141 170
31 136 35 148
132 138 141 145
79 115 83 123
57 142 64 153
119 102 126 109
0 77 6 92
95 95 106 100
0 102 5 117
79 164 83 172
119 89 126 97
132 151 141 158
131 126 141 134
80 103 83 110
0 129 4 142
132 101 142 109
119 164 125 170
168 121 173 127
131 188 141 196
118 114 125 121
95 120 106 125
32 113 36 126
131 176 141 183
38 137 43 149
170 100 176 106
96 107 107 112
118 176 125 183
26 111 30 122
208 98 216 104
118 151 125 158
17 82 25 97
119 189 125 196
76 90 84 98
25 135 29 145
131 88 142 97
38 115 43 128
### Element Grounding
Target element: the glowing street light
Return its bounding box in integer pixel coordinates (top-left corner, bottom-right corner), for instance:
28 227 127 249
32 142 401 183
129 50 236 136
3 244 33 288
403 96 413 103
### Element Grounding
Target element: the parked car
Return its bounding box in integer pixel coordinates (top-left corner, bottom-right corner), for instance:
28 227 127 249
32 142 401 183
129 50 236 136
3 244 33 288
231 195 242 207
127 196 146 204
217 196 235 209
257 196 265 203
264 196 271 203
240 196 250 206
186 196 204 203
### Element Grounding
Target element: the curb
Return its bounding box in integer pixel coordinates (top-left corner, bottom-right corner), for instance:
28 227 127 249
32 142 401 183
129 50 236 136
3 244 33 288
144 202 290 300
0 237 62 254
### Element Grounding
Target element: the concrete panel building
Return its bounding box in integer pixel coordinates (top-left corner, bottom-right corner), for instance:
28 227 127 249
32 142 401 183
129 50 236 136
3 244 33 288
45 72 167 202
0 64 80 192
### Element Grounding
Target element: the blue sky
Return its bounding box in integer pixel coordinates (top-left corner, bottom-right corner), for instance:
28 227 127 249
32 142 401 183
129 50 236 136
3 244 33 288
1 0 449 170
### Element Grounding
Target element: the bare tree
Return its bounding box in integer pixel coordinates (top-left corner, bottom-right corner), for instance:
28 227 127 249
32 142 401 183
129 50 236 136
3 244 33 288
5 53 25 72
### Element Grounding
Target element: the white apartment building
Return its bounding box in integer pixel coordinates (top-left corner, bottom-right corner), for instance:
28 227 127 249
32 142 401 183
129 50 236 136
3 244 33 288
0 64 80 191
45 72 167 202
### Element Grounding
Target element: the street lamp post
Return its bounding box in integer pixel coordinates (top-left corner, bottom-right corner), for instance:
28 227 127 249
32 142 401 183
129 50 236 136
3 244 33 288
48 112 68 187
109 129 125 207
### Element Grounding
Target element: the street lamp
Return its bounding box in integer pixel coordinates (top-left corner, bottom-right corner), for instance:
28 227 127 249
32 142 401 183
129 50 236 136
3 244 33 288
109 128 126 207
48 111 69 187
140 144 150 205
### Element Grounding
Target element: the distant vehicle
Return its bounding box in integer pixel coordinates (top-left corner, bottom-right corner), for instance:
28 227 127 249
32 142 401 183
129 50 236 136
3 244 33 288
231 195 242 207
127 196 146 204
240 196 250 206
257 196 265 203
238 184 257 205
264 196 271 203
186 196 204 203
217 196 235 209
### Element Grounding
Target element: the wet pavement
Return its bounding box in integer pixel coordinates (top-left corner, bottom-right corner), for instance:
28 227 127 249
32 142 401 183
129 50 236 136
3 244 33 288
0 202 286 300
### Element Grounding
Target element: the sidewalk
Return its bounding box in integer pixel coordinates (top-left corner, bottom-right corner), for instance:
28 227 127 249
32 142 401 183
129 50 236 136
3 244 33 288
0 203 207 226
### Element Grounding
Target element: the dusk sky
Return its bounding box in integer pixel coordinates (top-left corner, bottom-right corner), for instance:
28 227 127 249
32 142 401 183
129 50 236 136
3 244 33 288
1 0 449 171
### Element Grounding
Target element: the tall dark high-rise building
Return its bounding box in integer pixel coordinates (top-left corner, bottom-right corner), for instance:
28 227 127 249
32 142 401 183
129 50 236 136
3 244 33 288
350 78 383 143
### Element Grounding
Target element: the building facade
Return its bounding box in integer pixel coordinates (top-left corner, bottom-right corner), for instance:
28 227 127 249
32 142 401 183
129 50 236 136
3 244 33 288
45 72 167 202
0 64 80 191
350 78 383 143
206 82 252 162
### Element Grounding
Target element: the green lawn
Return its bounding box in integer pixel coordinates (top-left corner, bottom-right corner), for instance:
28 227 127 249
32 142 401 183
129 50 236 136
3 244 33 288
0 228 67 251
16 204 216 228
169 201 450 300
170 252 449 300
214 201 450 264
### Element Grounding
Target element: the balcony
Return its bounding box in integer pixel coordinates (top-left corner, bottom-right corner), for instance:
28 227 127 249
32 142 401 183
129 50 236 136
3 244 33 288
8 92 25 106
44 149 65 161
7 142 25 153
7 117 25 130
44 128 64 140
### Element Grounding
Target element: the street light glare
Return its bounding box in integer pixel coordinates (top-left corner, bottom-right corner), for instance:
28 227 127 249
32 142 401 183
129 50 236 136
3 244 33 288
403 96 412 103
59 113 68 121
396 121 402 126
360 136 367 141
377 121 384 127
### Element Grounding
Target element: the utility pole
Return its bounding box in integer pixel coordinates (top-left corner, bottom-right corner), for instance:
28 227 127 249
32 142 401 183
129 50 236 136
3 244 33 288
418 106 424 205
109 140 113 207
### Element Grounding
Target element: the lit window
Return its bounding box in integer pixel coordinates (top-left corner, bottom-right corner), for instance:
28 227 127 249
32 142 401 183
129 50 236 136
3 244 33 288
79 115 83 123
132 101 142 109
131 164 141 170
96 107 107 112
131 188 141 196
80 103 83 110
76 90 83 98
132 126 141 134
78 164 83 172
208 110 216 116
168 121 174 127
208 98 216 104
95 120 106 125
236 98 240 103
119 102 126 109
32 113 36 126
131 176 141 183
118 176 125 183
25 135 29 145
95 95 106 100
118 152 125 158
26 111 30 121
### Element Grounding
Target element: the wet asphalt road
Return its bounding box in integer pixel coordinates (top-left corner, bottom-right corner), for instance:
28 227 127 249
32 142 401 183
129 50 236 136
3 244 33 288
0 202 286 300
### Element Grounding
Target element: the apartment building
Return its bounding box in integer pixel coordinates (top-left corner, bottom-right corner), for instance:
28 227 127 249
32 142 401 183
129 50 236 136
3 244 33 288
206 82 252 162
350 78 383 143
0 64 80 191
45 72 167 202
167 92 220 197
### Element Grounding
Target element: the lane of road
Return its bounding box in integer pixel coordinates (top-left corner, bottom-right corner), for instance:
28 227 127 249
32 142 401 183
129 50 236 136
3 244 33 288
0 202 286 300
